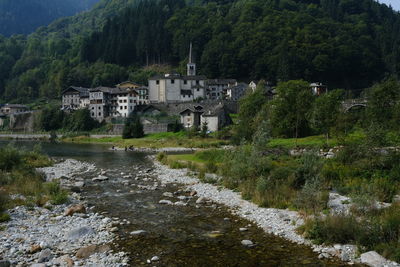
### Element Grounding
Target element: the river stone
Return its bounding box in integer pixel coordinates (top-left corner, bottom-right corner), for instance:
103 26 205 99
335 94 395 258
162 192 174 198
130 230 146 235
92 175 108 182
64 204 86 216
0 260 10 267
239 228 248 232
360 251 387 266
38 248 53 263
159 199 173 205
174 201 187 206
65 226 95 240
76 244 110 259
74 181 85 188
196 197 206 204
241 240 254 247
151 256 160 262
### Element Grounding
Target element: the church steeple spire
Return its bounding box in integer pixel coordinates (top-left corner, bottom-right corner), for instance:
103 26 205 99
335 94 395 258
187 42 196 76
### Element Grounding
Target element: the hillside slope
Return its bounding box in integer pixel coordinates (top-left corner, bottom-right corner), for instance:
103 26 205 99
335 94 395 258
0 0 100 36
1 0 400 103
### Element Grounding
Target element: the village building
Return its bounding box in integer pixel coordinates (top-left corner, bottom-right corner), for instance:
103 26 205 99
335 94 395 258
61 86 90 111
89 87 139 121
180 105 204 129
148 44 207 103
311 82 328 96
249 81 257 92
206 79 237 100
178 103 232 132
0 104 29 114
225 83 248 101
116 81 149 105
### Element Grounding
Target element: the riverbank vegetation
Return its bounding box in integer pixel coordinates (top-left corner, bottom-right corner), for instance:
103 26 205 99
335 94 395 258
62 131 229 149
0 145 68 222
156 78 400 262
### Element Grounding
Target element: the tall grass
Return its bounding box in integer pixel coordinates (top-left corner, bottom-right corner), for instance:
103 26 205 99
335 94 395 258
0 145 67 216
300 204 400 262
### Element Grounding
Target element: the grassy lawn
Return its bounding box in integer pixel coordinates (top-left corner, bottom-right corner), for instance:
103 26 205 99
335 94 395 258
61 131 229 149
267 131 367 149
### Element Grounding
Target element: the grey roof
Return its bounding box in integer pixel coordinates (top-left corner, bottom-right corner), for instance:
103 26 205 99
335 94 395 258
89 87 138 95
206 79 237 85
2 104 28 109
62 86 90 97
149 73 207 80
202 104 225 117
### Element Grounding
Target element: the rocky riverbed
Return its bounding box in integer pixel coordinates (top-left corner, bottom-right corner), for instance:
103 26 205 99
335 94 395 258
0 159 129 267
152 158 399 267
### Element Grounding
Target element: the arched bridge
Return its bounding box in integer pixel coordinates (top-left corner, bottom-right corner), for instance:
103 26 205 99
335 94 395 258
342 98 367 112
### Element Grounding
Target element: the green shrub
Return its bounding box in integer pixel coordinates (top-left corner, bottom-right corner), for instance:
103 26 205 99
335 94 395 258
295 178 328 213
293 152 323 189
0 212 10 223
0 145 22 171
205 162 218 173
156 152 167 162
304 215 361 244
0 193 9 212
44 182 68 205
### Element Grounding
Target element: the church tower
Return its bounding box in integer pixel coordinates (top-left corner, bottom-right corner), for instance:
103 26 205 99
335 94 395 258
187 42 196 76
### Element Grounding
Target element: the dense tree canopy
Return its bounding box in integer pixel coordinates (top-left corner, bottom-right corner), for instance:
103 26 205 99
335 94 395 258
0 0 99 36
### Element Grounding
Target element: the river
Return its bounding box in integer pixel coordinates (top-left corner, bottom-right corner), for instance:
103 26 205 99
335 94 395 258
3 141 348 266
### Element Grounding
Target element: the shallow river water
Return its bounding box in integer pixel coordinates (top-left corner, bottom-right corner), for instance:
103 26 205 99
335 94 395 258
4 141 351 266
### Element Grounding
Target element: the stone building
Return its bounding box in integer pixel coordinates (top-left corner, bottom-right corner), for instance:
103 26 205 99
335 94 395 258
148 44 207 103
206 79 237 100
178 103 232 132
61 86 90 111
0 104 29 114
225 83 248 101
116 81 149 105
89 87 140 121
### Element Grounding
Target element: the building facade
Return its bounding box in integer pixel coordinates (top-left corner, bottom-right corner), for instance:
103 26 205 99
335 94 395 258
0 104 29 115
61 86 89 111
89 87 140 121
225 83 248 101
206 79 237 100
148 74 206 103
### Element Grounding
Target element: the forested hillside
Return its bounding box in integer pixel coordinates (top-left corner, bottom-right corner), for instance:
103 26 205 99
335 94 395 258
1 0 400 103
0 0 100 36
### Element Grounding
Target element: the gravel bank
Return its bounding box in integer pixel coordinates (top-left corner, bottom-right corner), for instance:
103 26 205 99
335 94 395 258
152 159 399 267
0 160 128 267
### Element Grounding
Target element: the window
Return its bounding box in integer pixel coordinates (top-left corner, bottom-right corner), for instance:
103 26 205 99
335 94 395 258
91 107 94 110
171 79 175 84
197 88 200 92
120 106 123 110
98 106 102 110
124 100 127 103
99 112 101 116
196 80 200 85
92 112 94 116
156 80 160 85
125 106 127 110
184 80 187 85
130 100 133 103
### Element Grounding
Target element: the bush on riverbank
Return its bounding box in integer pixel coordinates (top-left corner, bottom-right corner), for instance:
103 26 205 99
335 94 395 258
0 145 68 217
300 204 400 262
